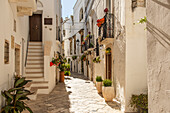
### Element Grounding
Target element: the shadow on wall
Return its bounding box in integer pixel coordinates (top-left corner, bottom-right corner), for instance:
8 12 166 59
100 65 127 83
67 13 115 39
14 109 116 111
152 0 170 9
147 21 170 51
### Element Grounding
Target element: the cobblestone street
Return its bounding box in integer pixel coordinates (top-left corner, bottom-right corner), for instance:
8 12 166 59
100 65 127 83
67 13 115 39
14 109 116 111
25 73 122 113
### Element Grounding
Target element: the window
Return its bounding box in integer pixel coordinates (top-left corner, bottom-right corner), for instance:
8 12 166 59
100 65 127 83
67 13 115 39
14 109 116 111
96 39 99 56
81 35 84 53
4 40 9 64
63 30 66 37
79 8 83 21
70 38 72 55
74 36 76 54
14 20 16 32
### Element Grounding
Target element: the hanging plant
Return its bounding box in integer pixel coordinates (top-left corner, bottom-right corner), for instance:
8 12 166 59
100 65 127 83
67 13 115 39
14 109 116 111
96 18 105 27
93 56 101 63
68 58 71 63
106 48 111 54
72 56 77 60
81 55 86 61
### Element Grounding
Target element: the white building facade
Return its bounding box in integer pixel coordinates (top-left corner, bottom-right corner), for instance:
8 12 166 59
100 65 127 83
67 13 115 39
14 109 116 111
0 0 62 107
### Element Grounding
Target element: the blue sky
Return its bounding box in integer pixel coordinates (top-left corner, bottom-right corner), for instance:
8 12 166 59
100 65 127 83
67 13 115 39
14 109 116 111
62 0 77 19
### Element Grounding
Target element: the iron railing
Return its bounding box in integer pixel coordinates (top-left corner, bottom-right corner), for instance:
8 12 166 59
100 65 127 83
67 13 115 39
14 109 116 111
25 30 30 67
99 13 114 41
82 35 94 52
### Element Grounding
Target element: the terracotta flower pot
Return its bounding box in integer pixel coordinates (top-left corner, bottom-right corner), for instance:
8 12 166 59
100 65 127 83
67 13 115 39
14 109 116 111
102 86 115 101
60 71 65 82
96 82 102 93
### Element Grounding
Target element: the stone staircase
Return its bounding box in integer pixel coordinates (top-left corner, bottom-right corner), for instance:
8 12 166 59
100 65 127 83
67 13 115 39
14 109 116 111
25 42 49 100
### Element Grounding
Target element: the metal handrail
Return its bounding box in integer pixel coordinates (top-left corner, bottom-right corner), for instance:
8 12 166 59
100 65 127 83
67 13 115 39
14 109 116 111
25 30 30 67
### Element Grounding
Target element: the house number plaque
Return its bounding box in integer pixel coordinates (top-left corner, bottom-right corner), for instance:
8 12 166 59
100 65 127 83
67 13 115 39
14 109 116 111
44 18 53 25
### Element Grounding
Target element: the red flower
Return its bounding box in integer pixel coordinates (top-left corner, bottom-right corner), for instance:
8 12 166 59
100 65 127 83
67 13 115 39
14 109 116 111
88 32 91 34
97 19 100 23
97 23 102 27
50 62 53 67
104 8 108 12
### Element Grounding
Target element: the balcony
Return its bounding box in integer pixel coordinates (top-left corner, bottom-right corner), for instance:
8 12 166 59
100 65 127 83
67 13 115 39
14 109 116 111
82 35 94 53
9 0 37 16
98 13 114 45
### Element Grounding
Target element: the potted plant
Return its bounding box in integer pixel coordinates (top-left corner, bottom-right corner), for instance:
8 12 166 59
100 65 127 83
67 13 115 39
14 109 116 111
130 94 148 113
64 71 71 76
55 53 66 82
68 58 71 63
93 56 101 63
1 76 33 113
81 55 86 61
102 79 115 101
96 76 103 93
106 48 111 54
72 56 77 60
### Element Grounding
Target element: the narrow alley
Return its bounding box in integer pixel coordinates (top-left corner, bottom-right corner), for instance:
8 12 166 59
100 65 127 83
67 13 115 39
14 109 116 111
25 73 122 113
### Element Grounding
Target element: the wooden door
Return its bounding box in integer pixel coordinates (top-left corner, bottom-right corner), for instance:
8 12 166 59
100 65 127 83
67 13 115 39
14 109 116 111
106 54 112 80
29 14 42 42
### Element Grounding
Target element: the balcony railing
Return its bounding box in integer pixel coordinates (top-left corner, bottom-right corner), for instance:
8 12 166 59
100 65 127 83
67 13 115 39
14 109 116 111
82 35 94 52
99 13 114 41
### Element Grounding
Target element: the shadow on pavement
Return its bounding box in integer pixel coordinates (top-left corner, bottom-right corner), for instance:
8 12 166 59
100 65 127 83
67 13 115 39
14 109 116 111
25 83 71 113
70 72 89 80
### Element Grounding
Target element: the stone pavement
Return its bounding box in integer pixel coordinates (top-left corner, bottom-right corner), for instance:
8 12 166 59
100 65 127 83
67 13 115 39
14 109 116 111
25 72 122 113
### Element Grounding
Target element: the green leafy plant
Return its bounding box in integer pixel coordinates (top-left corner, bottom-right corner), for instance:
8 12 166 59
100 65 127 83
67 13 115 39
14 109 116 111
130 94 148 113
138 16 147 24
64 71 71 76
65 63 70 71
93 56 101 63
72 56 77 60
106 48 111 54
1 76 33 113
103 79 112 87
96 76 103 82
89 43 94 48
81 55 86 61
63 58 67 63
68 58 71 63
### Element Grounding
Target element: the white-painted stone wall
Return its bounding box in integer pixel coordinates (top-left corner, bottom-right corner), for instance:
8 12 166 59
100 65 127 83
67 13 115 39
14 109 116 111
0 0 30 108
147 0 170 113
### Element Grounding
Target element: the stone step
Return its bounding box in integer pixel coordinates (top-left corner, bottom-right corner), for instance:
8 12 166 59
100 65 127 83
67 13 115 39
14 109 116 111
36 86 49 94
26 68 44 72
27 55 44 57
28 87 38 100
25 73 43 77
26 76 44 81
29 42 42 45
28 52 44 56
31 81 49 87
28 49 43 52
28 46 42 49
26 64 44 68
27 60 44 64
27 57 44 60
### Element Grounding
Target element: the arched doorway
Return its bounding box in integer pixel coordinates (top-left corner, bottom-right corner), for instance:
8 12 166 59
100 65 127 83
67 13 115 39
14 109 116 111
106 47 112 80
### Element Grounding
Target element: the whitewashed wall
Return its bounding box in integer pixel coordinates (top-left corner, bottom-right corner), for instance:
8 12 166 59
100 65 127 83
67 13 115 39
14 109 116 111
0 0 29 108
